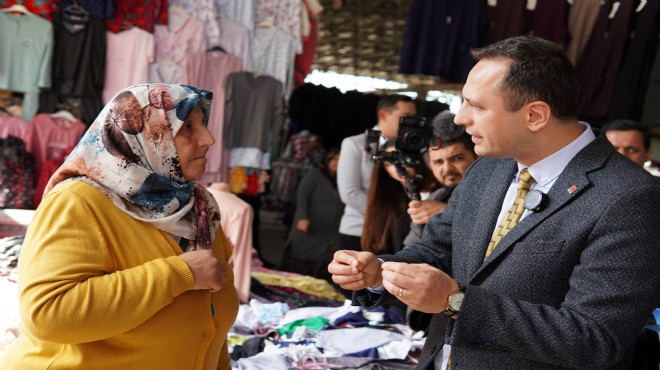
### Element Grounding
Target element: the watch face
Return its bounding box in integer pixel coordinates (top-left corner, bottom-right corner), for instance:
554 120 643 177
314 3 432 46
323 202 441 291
448 292 464 311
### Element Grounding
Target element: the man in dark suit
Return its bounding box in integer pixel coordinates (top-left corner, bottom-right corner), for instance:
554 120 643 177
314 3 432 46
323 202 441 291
328 35 660 369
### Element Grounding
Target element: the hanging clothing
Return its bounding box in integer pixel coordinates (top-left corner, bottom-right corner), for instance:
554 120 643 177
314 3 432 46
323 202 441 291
103 0 167 33
218 12 254 70
0 115 27 141
102 27 155 103
216 0 255 34
0 135 35 209
149 9 207 84
183 50 243 183
566 0 602 65
47 11 106 105
398 0 486 83
23 113 86 179
294 0 322 87
251 26 295 98
56 0 115 19
607 0 660 121
576 0 633 118
523 0 570 46
482 0 525 46
169 0 222 48
0 11 53 122
224 72 283 169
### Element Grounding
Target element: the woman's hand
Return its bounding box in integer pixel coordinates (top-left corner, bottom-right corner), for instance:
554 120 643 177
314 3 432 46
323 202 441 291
179 250 227 292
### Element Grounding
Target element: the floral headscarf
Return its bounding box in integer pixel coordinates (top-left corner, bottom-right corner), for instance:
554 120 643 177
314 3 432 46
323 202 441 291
45 84 221 249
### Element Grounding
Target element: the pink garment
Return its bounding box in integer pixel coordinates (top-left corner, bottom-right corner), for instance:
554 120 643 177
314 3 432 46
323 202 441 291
0 116 27 140
183 51 243 183
154 10 207 63
218 12 254 70
102 28 155 103
255 0 302 53
24 113 86 177
149 11 207 84
206 183 254 303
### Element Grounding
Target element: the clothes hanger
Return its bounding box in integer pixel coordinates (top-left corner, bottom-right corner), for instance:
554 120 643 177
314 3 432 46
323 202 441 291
2 3 32 15
62 0 89 22
207 45 226 53
51 110 77 121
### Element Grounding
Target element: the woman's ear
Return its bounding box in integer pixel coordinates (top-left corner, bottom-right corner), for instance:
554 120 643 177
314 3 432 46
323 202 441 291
526 101 551 132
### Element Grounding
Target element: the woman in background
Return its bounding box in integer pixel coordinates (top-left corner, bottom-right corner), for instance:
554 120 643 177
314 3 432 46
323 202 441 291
361 140 439 255
280 149 343 281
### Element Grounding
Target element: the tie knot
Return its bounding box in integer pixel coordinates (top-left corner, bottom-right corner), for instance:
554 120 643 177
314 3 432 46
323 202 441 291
518 169 535 190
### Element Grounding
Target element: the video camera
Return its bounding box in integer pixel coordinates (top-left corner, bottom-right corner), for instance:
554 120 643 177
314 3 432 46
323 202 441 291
365 116 433 201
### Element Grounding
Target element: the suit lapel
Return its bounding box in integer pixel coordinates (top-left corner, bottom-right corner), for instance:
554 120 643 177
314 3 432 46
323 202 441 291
463 160 517 279
469 134 612 283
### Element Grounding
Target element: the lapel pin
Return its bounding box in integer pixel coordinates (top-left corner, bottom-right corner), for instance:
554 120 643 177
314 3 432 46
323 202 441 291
567 185 577 194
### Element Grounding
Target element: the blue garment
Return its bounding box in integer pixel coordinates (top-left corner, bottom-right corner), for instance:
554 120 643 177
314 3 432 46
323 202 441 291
398 0 485 82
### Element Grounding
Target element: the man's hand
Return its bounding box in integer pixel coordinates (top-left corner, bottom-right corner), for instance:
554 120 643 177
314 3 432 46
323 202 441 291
296 219 310 233
381 261 459 313
179 249 228 293
408 200 447 225
328 250 383 290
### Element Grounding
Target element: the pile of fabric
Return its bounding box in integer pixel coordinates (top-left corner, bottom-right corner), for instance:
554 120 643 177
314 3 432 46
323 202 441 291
229 297 425 369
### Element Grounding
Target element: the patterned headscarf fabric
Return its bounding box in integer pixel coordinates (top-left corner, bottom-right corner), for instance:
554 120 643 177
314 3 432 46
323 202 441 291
45 83 221 249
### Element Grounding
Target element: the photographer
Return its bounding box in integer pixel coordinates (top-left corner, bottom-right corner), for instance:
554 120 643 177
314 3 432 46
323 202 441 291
361 138 438 255
337 94 416 251
404 111 477 247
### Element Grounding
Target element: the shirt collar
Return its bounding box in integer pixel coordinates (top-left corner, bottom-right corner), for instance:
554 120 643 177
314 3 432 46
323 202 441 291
518 121 596 186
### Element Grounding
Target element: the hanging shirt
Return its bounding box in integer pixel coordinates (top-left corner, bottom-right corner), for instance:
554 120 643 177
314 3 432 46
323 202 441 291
103 0 167 33
183 51 243 183
102 28 155 103
169 0 222 48
0 11 53 122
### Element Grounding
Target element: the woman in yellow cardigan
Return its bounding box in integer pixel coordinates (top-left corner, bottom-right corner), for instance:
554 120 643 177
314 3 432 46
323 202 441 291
1 84 239 370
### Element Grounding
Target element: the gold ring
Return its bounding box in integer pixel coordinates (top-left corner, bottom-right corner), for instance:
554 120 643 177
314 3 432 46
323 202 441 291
398 287 404 297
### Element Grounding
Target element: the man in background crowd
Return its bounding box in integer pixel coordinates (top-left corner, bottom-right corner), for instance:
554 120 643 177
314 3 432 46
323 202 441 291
404 110 477 247
337 94 416 251
602 119 652 167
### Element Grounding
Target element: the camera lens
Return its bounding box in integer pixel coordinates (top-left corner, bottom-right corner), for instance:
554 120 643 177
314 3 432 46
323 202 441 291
406 133 424 148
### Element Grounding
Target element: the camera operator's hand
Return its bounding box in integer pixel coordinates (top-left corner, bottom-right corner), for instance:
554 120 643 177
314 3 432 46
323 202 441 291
296 219 310 233
408 200 447 224
328 250 383 290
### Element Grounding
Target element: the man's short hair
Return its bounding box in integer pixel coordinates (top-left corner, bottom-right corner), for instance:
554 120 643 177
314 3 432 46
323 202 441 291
376 94 414 114
431 110 475 155
602 119 651 150
471 35 578 122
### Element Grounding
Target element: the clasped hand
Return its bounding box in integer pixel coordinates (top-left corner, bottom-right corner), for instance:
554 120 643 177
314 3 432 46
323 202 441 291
328 250 458 313
179 249 228 293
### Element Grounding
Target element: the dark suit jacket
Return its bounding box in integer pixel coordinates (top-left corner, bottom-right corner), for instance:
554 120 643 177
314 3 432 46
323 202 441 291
354 134 660 369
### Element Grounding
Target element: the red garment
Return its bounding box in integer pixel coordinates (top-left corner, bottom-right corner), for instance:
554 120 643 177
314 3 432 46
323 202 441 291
1 0 57 21
104 0 167 33
294 0 320 87
33 158 62 207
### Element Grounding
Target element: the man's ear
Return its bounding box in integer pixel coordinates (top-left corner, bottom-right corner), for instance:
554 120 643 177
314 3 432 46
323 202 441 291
526 101 551 132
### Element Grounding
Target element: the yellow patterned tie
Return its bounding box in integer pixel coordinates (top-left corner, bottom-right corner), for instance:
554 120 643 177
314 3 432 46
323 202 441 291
483 168 535 260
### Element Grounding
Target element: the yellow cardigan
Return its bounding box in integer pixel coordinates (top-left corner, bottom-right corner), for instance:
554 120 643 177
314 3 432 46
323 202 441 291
1 181 238 370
